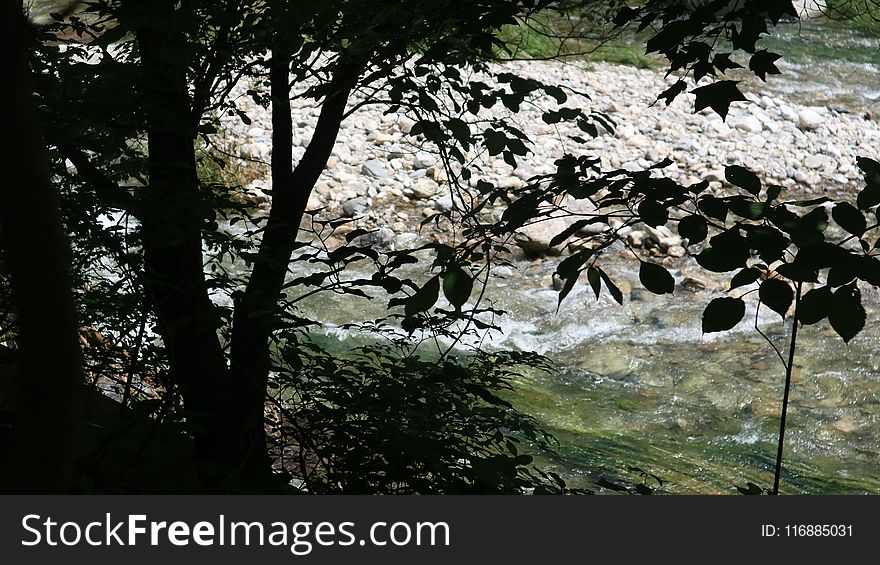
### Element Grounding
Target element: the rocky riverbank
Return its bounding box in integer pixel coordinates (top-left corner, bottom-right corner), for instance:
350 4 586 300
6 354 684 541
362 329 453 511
218 58 880 262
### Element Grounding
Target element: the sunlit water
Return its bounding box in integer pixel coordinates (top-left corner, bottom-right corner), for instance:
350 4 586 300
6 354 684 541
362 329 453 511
287 250 880 494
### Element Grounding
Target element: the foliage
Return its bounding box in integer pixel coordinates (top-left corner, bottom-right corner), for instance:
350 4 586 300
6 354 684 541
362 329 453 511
823 0 880 33
272 338 577 494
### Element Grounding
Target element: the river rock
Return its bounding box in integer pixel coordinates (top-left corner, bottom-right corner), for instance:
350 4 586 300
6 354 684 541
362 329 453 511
361 159 390 179
411 178 439 198
413 151 437 169
626 134 651 148
342 197 369 217
798 108 824 130
733 116 763 134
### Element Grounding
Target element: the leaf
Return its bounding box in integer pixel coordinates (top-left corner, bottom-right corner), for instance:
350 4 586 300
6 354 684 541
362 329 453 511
759 279 793 318
657 79 687 106
775 262 818 283
730 267 762 290
749 50 782 81
483 129 506 156
639 261 674 295
858 156 880 187
832 202 867 237
725 165 761 196
405 275 440 317
697 195 728 222
638 199 668 228
598 268 624 305
695 248 747 272
442 267 473 310
692 80 748 121
856 184 880 210
677 215 708 244
702 297 746 333
829 284 866 343
798 286 831 325
587 266 601 300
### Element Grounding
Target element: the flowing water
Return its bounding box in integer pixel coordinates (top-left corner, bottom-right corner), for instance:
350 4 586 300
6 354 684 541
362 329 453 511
291 250 880 494
758 20 880 112
290 20 880 494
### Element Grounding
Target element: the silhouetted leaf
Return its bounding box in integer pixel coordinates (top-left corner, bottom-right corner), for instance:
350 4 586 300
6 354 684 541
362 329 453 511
832 202 867 236
726 165 761 196
692 80 747 121
405 275 440 317
749 50 782 81
798 286 831 325
702 297 746 333
639 261 674 295
598 268 624 305
695 248 747 272
442 267 473 310
730 267 761 289
829 284 865 343
759 279 793 318
638 199 668 227
697 195 728 221
587 266 601 300
678 215 708 244
657 79 687 106
775 262 818 283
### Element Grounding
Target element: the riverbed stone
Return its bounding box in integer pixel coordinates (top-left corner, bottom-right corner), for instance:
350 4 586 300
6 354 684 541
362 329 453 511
798 108 824 130
361 159 390 179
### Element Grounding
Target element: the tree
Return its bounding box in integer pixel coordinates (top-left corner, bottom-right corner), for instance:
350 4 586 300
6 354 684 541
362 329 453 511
27 0 619 491
0 0 83 492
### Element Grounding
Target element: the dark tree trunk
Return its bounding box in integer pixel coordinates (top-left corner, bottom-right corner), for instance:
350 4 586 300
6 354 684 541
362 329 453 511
134 0 269 487
0 1 83 493
228 14 363 471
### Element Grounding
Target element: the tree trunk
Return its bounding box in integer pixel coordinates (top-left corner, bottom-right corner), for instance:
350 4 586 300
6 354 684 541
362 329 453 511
134 0 270 487
0 1 83 493
229 18 363 475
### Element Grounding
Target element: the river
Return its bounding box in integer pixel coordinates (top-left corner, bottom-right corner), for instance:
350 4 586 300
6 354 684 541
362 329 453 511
287 18 880 494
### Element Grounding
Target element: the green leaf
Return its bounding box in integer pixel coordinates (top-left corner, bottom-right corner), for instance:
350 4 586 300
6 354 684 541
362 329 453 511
677 215 708 244
730 267 761 290
405 275 440 317
639 261 674 295
759 279 793 318
829 284 866 343
832 202 867 237
702 297 746 333
725 165 761 196
798 286 831 325
442 267 473 310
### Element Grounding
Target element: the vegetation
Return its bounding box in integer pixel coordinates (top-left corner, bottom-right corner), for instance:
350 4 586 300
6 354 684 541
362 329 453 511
824 0 880 32
1 0 877 495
